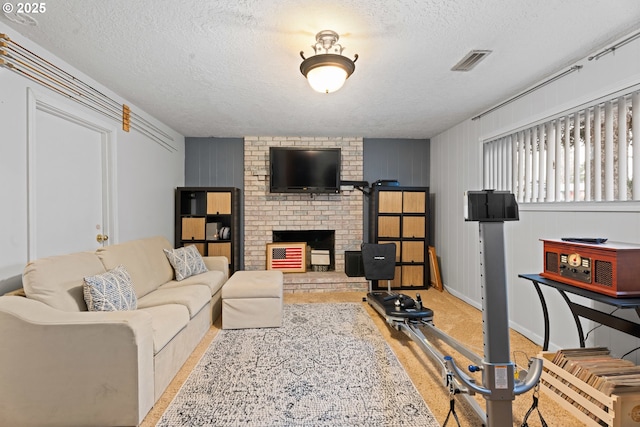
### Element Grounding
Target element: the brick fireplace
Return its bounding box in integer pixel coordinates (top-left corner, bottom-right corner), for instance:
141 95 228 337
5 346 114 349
244 137 364 279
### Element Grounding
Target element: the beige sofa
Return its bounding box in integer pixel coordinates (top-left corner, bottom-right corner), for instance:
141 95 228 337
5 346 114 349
0 236 228 427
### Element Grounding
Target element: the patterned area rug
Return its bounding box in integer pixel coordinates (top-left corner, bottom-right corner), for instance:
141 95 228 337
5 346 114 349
156 303 439 426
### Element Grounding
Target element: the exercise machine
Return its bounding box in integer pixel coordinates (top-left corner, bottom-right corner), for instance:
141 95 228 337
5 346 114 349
365 190 543 427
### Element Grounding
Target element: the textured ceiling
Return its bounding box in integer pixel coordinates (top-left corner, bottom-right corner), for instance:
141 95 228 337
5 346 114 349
2 0 640 139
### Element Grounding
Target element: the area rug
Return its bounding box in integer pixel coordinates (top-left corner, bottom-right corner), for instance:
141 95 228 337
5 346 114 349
156 303 439 426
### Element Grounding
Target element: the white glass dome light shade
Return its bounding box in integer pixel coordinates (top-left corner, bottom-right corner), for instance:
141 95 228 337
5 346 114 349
300 53 356 94
306 65 348 93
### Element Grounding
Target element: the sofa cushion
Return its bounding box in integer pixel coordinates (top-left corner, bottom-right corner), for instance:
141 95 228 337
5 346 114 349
138 304 190 354
163 245 208 281
83 265 138 312
96 236 174 298
159 269 226 297
137 285 210 318
23 251 106 312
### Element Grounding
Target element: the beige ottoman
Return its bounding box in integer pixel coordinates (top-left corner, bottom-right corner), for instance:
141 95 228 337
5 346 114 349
222 270 284 329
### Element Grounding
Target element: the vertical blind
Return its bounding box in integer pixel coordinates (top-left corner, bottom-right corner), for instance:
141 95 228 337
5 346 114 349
483 89 639 203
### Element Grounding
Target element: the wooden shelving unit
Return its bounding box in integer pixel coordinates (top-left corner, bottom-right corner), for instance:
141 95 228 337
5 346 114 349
175 187 242 273
368 186 430 290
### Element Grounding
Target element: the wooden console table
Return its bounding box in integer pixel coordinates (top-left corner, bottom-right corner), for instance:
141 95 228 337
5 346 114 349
518 273 640 350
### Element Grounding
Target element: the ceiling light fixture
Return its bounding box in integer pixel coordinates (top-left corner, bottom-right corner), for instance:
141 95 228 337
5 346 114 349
300 30 358 94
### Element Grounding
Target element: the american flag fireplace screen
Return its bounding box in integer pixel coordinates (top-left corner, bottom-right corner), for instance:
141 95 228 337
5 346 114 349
266 242 307 272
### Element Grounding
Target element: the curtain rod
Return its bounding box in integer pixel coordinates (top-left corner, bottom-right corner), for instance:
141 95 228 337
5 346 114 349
589 30 640 61
472 65 582 121
0 33 176 151
473 29 640 121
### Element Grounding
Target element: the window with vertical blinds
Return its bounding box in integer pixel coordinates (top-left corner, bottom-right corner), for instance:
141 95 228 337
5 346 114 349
483 89 640 203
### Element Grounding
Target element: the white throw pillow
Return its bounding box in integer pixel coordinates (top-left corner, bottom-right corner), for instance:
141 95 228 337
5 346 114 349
83 265 138 311
164 245 208 281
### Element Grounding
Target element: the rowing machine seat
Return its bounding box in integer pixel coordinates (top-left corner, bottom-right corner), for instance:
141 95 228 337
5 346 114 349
361 243 396 281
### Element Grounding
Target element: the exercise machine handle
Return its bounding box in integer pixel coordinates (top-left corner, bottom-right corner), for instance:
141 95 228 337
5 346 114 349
444 356 492 396
513 357 544 395
445 356 544 398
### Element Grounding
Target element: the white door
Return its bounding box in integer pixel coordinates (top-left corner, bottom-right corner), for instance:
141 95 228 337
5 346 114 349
28 90 115 260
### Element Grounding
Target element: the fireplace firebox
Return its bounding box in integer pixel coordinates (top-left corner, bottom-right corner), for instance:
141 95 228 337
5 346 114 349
272 230 335 271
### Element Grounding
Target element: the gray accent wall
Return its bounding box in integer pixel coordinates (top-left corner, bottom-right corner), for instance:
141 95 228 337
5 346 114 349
184 137 431 247
185 137 430 191
184 137 245 261
363 138 431 243
184 137 244 187
363 138 430 187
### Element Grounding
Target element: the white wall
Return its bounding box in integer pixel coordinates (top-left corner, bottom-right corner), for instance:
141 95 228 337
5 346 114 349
431 33 640 361
0 22 185 293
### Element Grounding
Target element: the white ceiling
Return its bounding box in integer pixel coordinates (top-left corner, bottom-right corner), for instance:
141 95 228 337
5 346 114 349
2 0 640 139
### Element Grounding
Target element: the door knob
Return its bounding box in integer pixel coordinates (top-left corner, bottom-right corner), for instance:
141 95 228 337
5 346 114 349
96 234 109 243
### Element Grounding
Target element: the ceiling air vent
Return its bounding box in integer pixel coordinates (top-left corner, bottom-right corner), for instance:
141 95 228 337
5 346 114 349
451 50 492 72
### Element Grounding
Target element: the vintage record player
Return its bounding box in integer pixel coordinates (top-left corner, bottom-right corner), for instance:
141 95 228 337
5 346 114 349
541 238 640 297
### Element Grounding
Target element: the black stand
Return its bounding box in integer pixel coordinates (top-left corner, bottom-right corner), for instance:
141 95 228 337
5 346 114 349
519 273 640 350
444 190 543 427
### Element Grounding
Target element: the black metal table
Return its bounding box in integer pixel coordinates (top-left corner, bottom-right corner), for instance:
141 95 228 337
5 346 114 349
518 273 640 350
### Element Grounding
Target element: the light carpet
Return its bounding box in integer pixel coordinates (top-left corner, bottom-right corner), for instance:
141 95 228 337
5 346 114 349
156 303 439 426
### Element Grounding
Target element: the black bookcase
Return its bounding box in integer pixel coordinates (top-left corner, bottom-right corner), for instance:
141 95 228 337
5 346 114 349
174 187 242 273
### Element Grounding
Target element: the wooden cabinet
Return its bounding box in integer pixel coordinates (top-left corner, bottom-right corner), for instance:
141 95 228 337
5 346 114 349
175 187 242 273
369 186 429 290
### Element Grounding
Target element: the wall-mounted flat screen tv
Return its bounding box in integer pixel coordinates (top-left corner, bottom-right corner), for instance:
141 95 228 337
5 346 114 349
270 147 341 193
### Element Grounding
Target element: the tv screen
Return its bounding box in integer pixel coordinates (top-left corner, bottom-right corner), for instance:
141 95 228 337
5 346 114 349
270 147 341 193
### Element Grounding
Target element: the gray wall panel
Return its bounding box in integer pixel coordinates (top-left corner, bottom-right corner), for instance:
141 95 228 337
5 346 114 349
184 137 245 267
184 137 431 246
184 137 244 188
185 137 429 191
363 138 430 186
363 138 431 243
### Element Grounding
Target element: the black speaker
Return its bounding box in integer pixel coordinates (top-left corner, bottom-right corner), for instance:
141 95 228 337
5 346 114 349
345 251 365 277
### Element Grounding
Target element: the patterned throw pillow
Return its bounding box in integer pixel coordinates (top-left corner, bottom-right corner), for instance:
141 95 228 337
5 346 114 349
164 245 208 281
83 265 137 311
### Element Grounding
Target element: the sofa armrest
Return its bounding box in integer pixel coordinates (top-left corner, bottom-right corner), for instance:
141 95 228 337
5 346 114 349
203 255 229 280
0 296 155 427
